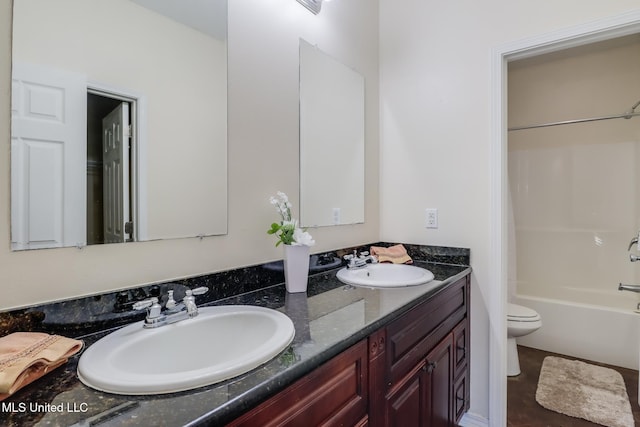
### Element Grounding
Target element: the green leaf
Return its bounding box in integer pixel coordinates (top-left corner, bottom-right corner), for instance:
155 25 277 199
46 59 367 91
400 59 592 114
267 223 281 235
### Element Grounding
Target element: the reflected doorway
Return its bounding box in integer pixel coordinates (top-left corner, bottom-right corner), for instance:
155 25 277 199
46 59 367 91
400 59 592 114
87 91 135 245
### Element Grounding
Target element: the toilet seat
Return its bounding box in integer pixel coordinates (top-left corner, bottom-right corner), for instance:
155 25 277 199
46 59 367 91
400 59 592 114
507 303 542 376
507 303 541 322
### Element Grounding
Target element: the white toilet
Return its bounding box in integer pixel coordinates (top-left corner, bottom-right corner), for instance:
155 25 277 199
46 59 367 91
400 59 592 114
507 303 542 376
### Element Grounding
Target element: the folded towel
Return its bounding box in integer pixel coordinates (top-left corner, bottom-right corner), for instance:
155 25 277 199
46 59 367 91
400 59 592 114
0 332 83 401
370 244 413 264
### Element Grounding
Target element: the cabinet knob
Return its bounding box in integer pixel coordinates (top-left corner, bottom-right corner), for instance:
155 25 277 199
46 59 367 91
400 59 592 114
423 361 437 373
456 345 466 358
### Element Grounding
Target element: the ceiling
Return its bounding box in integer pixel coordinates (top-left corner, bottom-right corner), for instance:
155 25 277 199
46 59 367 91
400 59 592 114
130 0 227 41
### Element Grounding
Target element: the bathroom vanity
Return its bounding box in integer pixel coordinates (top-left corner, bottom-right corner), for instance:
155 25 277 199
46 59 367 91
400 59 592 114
229 274 469 426
0 244 470 427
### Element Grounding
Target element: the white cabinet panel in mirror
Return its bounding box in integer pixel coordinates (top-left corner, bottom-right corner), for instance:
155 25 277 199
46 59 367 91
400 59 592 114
10 0 227 250
299 40 365 228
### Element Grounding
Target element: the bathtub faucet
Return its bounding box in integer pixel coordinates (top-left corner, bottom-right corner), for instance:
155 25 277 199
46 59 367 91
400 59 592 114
618 283 640 293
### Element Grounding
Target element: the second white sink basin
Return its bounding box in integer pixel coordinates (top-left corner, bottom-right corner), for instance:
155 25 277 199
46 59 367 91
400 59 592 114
77 305 295 395
336 264 435 288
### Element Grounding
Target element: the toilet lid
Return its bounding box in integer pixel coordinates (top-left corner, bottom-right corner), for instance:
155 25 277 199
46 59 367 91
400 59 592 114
507 303 540 321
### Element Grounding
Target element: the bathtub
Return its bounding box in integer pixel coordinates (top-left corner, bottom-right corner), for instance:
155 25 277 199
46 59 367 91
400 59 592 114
514 292 640 370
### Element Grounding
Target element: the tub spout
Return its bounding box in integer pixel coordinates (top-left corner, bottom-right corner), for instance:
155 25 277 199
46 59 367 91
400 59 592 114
618 283 640 293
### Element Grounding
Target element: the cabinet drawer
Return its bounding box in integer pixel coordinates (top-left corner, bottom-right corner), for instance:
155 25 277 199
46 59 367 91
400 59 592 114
454 371 468 423
228 340 368 427
386 277 467 384
452 319 468 379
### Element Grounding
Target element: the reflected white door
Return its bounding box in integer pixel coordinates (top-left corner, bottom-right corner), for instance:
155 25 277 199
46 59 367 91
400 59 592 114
11 62 86 250
102 103 130 243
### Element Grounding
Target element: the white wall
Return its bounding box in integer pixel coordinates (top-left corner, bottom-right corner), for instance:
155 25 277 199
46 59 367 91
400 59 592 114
378 0 640 422
0 0 379 310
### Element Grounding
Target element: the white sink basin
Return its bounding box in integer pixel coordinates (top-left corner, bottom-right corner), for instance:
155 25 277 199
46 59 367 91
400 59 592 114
336 264 435 288
77 305 295 395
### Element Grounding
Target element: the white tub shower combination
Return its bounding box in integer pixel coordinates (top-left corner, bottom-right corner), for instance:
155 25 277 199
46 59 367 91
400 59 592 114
513 291 639 370
508 128 640 371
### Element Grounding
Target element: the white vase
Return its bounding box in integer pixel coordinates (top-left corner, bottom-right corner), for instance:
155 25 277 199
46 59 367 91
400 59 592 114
283 244 310 293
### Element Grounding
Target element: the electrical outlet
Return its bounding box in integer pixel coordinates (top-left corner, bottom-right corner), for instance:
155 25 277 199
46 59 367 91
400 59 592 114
425 208 438 229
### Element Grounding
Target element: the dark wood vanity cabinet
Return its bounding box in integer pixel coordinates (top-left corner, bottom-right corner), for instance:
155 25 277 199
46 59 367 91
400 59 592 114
377 274 469 426
227 274 470 427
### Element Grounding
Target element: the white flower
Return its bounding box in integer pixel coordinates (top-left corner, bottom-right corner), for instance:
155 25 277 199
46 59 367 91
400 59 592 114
268 191 314 246
292 228 315 247
269 193 293 221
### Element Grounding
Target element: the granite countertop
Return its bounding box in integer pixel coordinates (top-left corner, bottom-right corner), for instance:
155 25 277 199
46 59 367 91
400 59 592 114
1 254 470 427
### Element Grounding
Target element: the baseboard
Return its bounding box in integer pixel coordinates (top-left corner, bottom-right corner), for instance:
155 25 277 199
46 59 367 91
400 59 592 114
459 411 490 427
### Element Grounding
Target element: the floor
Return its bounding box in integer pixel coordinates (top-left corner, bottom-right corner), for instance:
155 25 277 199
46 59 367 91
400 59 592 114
507 346 640 427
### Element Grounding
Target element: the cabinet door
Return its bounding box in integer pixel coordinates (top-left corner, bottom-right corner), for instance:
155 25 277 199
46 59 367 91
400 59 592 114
384 362 428 427
425 333 453 427
384 333 454 427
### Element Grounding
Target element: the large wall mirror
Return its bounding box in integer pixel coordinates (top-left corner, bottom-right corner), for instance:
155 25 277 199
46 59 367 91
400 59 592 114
299 39 365 227
10 0 227 250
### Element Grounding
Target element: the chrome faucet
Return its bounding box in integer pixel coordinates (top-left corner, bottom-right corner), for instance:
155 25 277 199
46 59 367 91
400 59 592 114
343 250 377 269
133 286 209 328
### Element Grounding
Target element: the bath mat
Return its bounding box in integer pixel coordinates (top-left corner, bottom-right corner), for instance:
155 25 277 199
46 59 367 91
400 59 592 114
535 356 634 427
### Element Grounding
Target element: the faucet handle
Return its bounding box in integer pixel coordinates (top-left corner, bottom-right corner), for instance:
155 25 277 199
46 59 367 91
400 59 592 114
133 297 162 319
190 286 209 296
132 297 158 310
183 287 208 316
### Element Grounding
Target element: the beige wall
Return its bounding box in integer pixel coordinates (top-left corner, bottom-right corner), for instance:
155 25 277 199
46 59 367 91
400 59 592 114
0 0 379 310
509 36 640 307
378 0 640 421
